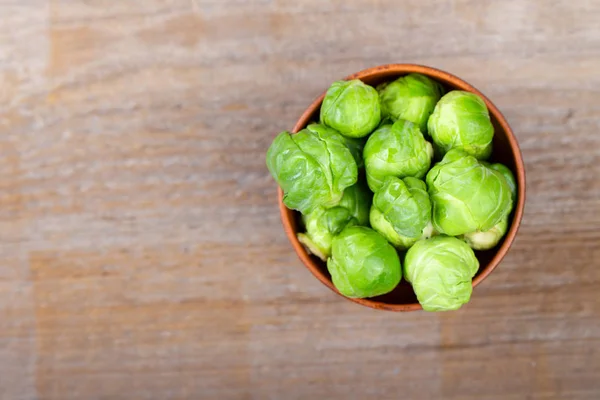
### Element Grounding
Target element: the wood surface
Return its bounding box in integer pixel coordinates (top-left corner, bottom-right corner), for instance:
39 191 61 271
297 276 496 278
1 0 599 399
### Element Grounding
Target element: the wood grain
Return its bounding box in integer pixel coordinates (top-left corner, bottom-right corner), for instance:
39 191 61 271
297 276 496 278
1 0 599 399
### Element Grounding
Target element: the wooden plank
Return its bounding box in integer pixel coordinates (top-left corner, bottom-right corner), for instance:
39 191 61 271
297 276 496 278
0 0 599 398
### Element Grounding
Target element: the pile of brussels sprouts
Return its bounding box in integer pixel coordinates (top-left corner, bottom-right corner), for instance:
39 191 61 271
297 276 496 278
266 74 516 311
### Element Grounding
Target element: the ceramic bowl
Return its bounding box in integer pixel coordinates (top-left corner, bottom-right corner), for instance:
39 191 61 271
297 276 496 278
278 64 526 311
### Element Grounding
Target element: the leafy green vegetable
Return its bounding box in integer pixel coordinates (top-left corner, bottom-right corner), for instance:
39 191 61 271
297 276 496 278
461 218 508 250
459 162 516 250
266 129 358 214
487 162 517 203
305 123 366 169
404 236 479 311
363 119 433 192
327 226 401 298
297 182 371 260
370 176 435 250
320 80 381 138
428 90 494 160
426 149 513 236
378 73 444 133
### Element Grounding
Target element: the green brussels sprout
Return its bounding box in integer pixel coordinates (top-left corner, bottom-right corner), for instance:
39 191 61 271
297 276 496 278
305 123 366 169
320 79 381 138
459 162 515 250
369 176 435 250
378 73 444 133
363 119 434 192
427 90 494 160
461 217 508 250
266 128 358 214
297 182 372 261
327 226 401 298
488 162 517 203
426 149 513 236
404 236 479 311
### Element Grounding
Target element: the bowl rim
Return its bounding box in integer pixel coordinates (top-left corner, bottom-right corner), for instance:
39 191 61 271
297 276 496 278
277 63 526 312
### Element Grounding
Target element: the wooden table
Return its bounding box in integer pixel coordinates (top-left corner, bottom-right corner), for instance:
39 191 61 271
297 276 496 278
1 1 599 399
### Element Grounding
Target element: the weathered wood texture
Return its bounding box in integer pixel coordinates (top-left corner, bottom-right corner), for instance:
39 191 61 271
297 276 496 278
1 0 599 399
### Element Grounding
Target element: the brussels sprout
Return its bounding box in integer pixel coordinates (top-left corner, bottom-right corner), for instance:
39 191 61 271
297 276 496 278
320 79 381 138
404 236 479 311
371 212 435 251
426 149 513 236
305 123 365 169
266 129 358 214
297 182 372 260
461 217 508 250
327 226 401 298
363 119 434 192
428 91 494 160
459 162 515 250
488 162 517 203
370 177 434 250
378 73 444 133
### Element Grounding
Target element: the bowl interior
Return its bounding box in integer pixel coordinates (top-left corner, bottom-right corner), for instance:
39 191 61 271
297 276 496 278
281 65 525 311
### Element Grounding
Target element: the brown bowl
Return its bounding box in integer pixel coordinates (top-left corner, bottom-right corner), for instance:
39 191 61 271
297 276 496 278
278 64 526 311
